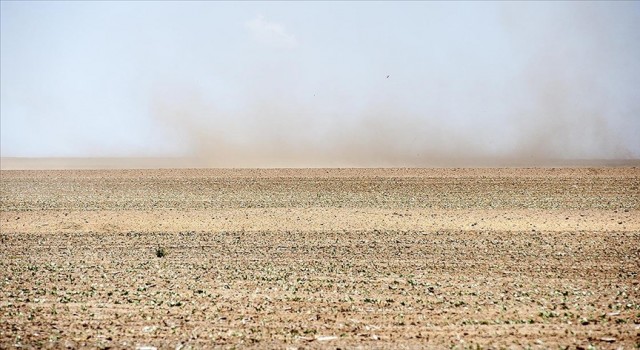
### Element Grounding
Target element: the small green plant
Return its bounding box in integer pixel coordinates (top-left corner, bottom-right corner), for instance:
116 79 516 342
156 247 167 258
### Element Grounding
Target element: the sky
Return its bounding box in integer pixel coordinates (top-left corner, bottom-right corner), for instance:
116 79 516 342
1 1 639 167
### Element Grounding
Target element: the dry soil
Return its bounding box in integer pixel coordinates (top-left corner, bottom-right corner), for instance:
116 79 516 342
1 168 639 349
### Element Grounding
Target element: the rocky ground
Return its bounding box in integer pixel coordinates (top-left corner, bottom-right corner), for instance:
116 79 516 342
1 168 639 349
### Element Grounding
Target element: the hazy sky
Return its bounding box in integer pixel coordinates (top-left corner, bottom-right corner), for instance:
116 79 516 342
2 1 639 166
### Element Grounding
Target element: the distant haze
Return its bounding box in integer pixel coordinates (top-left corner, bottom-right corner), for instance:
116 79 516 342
2 2 639 167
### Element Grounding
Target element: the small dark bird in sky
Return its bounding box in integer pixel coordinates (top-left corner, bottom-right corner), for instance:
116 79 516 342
386 75 390 79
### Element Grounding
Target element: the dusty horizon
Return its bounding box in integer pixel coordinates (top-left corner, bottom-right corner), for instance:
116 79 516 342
1 156 639 170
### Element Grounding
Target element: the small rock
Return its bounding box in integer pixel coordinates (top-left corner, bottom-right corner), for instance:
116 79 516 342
142 326 156 333
315 335 338 341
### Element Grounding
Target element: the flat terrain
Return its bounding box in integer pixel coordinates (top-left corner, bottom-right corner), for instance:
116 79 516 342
1 168 639 349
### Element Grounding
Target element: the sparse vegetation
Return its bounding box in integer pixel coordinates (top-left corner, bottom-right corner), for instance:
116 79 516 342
155 246 167 258
0 168 638 348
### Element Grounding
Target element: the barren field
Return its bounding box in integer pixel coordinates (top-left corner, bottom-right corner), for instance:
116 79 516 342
1 168 639 349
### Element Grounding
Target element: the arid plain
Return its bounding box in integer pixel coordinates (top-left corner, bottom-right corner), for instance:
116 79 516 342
1 168 639 349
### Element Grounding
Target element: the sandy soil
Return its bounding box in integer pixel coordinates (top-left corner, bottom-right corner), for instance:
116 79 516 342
1 168 639 349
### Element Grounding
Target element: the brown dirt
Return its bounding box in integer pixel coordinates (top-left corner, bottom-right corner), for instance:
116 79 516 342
1 168 639 349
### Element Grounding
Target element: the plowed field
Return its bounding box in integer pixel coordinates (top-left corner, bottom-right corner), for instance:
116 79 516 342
1 168 639 349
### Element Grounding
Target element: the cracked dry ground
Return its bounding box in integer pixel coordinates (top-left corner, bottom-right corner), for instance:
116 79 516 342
1 168 639 349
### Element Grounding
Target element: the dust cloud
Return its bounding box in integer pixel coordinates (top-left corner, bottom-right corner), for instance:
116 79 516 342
4 2 637 169
146 4 639 168
150 77 638 168
150 87 636 168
